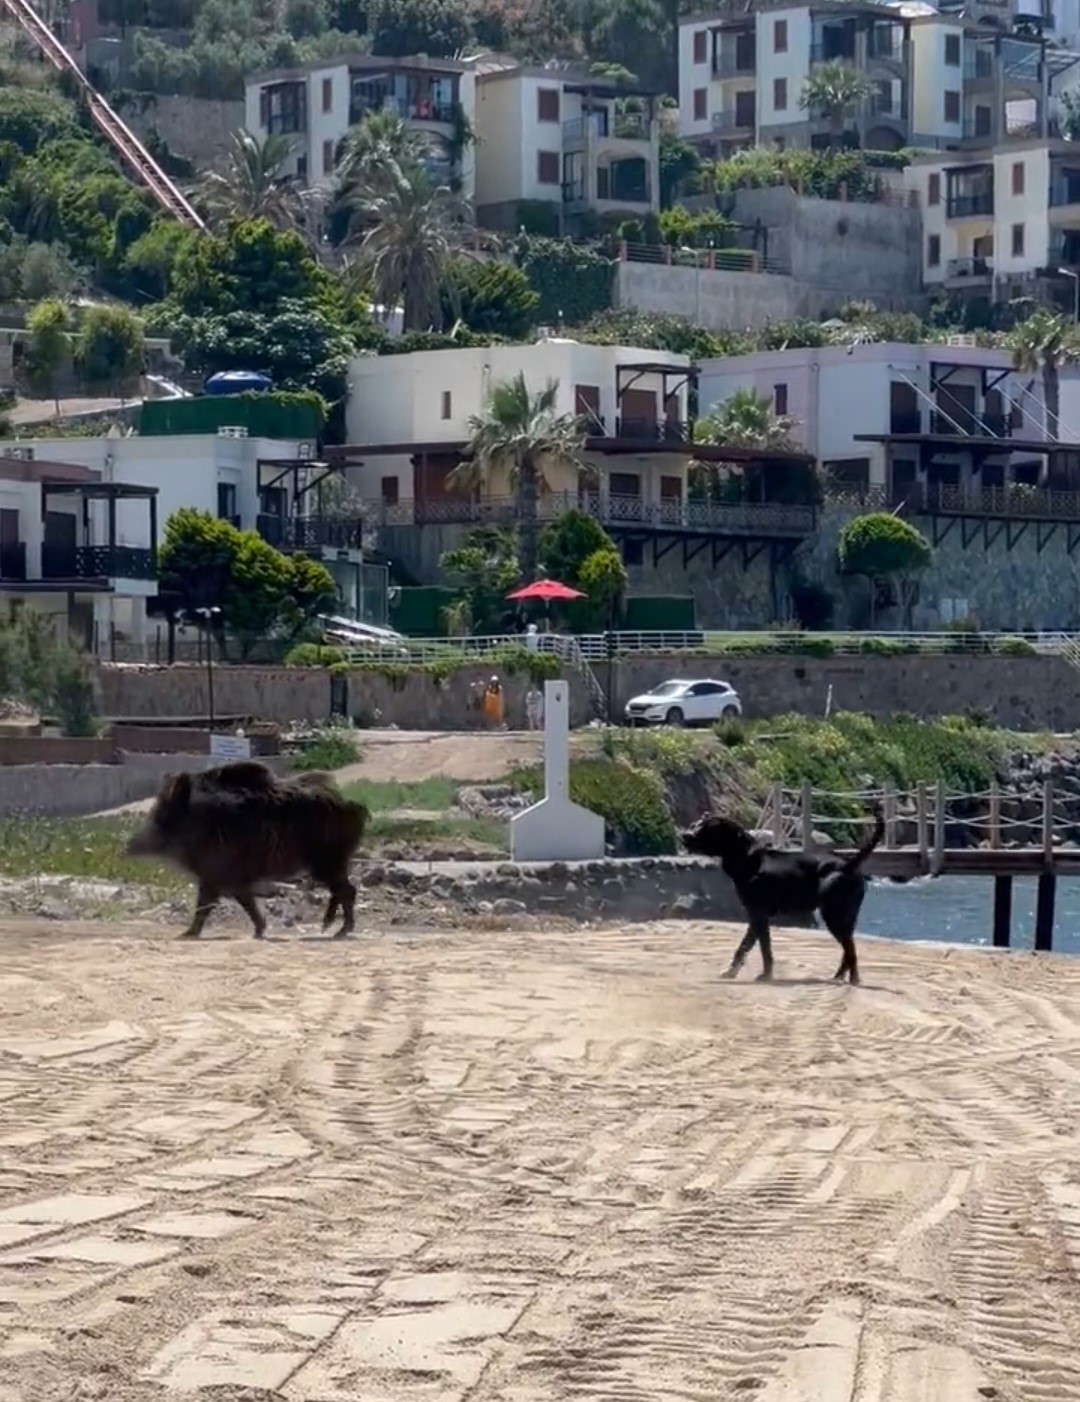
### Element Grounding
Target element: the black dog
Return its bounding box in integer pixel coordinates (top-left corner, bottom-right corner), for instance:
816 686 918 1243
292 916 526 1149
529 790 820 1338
681 808 885 985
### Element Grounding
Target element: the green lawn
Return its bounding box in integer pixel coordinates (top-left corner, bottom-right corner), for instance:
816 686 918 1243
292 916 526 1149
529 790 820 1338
0 814 186 890
340 777 462 812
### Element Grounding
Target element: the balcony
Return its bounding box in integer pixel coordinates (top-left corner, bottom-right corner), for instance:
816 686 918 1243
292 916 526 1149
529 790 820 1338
614 418 692 442
256 514 363 552
961 116 994 140
946 255 994 281
929 411 1012 437
826 482 1080 522
712 50 756 78
563 111 650 145
712 107 755 132
890 410 922 434
946 191 994 218
810 42 856 63
963 49 995 81
40 545 156 582
869 93 909 121
348 96 460 126
1050 179 1080 210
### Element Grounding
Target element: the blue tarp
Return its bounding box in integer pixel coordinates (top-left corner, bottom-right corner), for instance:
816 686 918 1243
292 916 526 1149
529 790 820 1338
204 370 273 395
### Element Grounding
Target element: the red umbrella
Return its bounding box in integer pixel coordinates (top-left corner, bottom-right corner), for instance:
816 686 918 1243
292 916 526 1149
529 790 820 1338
506 579 585 601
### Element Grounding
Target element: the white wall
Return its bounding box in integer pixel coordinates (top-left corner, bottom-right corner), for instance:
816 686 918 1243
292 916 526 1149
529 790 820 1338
910 20 964 143
678 17 713 140
756 6 811 134
305 62 351 186
521 73 564 203
994 145 1050 278
473 74 525 206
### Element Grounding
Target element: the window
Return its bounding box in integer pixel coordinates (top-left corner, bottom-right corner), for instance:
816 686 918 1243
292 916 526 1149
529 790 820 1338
693 87 707 121
380 476 399 504
693 28 707 62
928 233 941 266
322 139 334 175
734 89 755 126
1012 161 1025 195
944 33 960 65
622 538 644 566
440 391 452 419
321 76 332 111
928 172 941 206
217 483 237 523
1012 222 1025 257
773 77 787 111
944 90 960 122
296 154 308 180
537 149 560 184
774 383 788 415
774 18 787 51
537 87 560 122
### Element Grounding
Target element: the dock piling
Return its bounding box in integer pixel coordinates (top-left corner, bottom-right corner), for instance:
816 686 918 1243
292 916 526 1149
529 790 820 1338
932 781 946 877
992 874 1012 948
1035 872 1057 952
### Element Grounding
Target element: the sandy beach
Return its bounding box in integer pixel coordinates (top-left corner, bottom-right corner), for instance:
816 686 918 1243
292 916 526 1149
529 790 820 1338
2 915 1079 1401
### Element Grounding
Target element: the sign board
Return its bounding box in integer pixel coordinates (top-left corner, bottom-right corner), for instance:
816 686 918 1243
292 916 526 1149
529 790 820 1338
209 733 252 760
509 681 605 862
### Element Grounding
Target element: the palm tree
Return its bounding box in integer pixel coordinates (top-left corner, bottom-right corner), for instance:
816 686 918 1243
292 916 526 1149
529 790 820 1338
451 374 588 581
350 163 473 330
799 60 876 148
199 129 309 230
694 387 799 449
1006 307 1080 447
336 109 428 198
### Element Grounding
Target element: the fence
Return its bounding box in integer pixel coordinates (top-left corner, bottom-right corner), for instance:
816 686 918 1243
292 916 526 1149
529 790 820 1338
617 240 785 275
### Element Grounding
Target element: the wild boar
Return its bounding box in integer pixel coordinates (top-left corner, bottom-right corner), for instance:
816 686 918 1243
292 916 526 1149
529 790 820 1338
126 761 370 939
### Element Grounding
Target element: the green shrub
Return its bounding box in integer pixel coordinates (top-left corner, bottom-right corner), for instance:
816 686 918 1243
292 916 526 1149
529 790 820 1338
292 730 358 770
284 642 346 667
516 755 676 855
992 635 1037 657
512 232 615 325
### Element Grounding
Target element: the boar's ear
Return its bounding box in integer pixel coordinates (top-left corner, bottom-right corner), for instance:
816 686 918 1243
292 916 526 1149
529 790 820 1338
159 771 192 811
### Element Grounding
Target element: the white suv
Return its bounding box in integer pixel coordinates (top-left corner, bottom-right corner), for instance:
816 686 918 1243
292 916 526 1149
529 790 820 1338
624 678 743 727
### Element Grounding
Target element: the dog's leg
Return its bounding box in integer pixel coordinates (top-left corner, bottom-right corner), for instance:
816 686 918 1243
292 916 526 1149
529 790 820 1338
722 922 760 980
821 889 862 985
754 920 775 982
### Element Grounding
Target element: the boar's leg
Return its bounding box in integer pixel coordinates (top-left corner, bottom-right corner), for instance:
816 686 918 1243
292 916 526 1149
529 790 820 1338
180 881 220 939
233 887 268 939
332 875 357 938
321 893 340 931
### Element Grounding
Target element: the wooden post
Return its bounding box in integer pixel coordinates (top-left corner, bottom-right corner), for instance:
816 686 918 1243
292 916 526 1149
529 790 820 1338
801 781 814 851
989 780 1001 850
916 784 929 873
883 783 897 849
1043 778 1055 864
769 782 783 848
1035 872 1056 952
931 780 946 876
992 874 1012 948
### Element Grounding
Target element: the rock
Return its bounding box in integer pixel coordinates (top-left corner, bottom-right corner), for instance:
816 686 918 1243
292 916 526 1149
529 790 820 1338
496 863 521 878
360 865 386 888
386 868 415 888
672 893 701 916
36 900 76 921
492 898 527 917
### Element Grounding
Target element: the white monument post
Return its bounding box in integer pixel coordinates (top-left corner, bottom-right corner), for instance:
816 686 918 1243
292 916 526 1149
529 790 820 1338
509 679 605 862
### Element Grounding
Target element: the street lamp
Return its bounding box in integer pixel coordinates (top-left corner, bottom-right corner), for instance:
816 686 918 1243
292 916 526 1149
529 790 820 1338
193 606 222 731
1058 266 1080 322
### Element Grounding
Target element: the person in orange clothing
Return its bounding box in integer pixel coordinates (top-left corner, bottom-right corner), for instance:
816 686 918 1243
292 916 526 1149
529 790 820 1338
482 675 505 729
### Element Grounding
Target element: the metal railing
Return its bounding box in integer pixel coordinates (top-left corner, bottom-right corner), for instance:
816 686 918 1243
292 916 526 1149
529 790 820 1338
1050 179 1080 208
946 256 993 279
571 629 1069 660
711 108 755 132
255 514 363 551
350 97 460 125
828 483 1080 520
40 545 155 581
0 542 26 582
370 492 815 536
614 418 692 442
712 51 757 77
946 191 994 218
618 240 776 273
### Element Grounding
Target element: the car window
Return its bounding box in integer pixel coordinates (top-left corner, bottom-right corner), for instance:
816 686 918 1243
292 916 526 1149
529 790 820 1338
652 681 683 695
692 682 720 695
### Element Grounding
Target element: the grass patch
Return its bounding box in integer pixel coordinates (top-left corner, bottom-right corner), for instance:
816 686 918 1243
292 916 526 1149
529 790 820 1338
293 731 359 771
512 752 677 855
367 813 508 851
0 814 186 891
340 777 460 812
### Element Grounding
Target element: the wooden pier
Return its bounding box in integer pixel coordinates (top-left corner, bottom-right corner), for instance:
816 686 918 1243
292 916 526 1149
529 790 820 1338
762 778 1077 950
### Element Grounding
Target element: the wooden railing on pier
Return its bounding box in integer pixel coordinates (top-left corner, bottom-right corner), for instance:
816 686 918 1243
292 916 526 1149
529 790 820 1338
758 780 1076 949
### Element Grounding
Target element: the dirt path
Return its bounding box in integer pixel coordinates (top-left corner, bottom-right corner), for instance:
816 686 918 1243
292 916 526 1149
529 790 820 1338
335 729 545 785
2 918 1080 1400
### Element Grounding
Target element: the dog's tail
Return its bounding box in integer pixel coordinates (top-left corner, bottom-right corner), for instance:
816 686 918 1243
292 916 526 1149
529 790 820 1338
843 807 885 873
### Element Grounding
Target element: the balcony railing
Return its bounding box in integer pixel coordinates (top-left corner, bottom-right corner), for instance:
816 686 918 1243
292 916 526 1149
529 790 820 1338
946 191 994 217
712 50 756 77
40 545 156 581
370 492 815 537
256 514 363 551
349 97 460 126
832 482 1080 522
614 418 692 442
0 542 26 582
1050 179 1080 208
963 50 995 80
961 117 994 140
889 411 922 434
712 108 755 131
810 43 856 63
946 255 994 279
930 411 1012 437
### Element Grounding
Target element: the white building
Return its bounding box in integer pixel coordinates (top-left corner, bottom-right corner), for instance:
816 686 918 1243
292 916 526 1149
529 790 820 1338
697 338 1080 502
0 449 157 651
907 138 1080 302
471 60 661 232
8 429 377 642
677 0 1056 154
245 53 477 198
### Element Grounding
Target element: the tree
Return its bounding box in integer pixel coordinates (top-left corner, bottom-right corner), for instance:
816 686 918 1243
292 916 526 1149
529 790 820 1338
658 131 701 208
25 297 69 417
198 129 309 230
350 164 474 331
336 110 427 200
366 0 471 56
1006 307 1080 447
577 544 627 628
440 525 521 633
837 512 932 627
538 510 625 629
159 509 338 659
694 387 799 449
73 303 144 395
439 258 539 338
168 217 337 320
799 61 876 148
1061 88 1080 141
453 374 588 582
